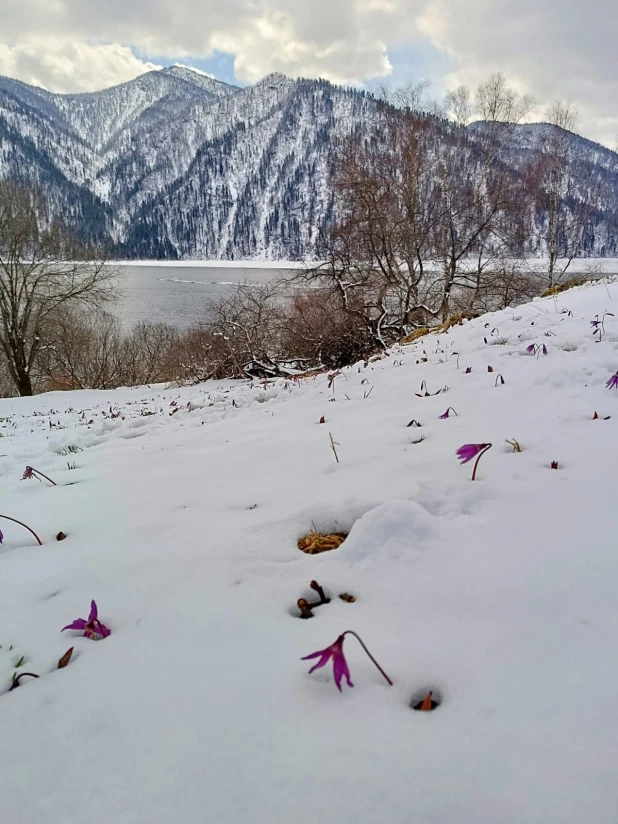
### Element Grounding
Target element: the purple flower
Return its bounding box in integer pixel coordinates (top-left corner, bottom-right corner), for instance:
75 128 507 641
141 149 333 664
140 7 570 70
526 344 536 354
439 407 458 419
62 600 111 640
541 345 548 355
456 443 492 480
0 529 3 544
591 320 601 329
302 634 353 691
456 443 490 464
607 372 618 390
22 466 35 480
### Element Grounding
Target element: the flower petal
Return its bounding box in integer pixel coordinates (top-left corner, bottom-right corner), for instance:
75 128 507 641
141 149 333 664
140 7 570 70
301 648 328 661
96 621 111 638
333 654 344 691
88 600 98 621
306 651 333 674
62 618 87 632
339 655 354 689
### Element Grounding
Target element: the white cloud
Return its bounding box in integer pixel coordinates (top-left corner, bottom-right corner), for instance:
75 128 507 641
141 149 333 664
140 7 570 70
418 0 618 147
0 39 159 93
0 0 615 145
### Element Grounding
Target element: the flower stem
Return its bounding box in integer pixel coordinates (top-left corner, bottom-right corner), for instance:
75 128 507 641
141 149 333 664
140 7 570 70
343 630 393 685
0 515 42 546
471 444 492 481
32 468 56 486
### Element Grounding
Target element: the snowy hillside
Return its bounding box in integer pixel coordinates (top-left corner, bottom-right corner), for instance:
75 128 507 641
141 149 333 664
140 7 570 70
1 281 618 822
0 66 617 259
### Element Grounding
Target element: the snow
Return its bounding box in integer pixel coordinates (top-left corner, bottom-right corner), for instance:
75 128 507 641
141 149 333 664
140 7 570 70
1 280 618 823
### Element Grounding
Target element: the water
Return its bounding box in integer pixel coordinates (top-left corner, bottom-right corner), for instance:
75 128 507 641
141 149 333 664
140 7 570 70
111 264 297 329
110 260 618 330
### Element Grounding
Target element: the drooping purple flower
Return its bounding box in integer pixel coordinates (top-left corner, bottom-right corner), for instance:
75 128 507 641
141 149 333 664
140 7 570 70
526 344 536 354
62 600 111 640
439 407 458 419
302 634 353 691
456 443 493 480
607 372 618 390
456 443 490 464
591 319 601 330
541 344 548 356
21 465 56 485
0 529 3 544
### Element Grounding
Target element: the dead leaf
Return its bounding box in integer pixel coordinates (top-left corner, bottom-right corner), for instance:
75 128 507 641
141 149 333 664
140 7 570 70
58 647 74 669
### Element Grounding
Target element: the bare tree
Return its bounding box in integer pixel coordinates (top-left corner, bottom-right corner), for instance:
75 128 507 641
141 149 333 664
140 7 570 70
378 80 433 112
40 309 124 390
433 73 535 318
444 85 473 127
40 310 179 390
476 73 536 131
529 101 592 286
0 181 116 395
204 282 292 378
308 112 442 347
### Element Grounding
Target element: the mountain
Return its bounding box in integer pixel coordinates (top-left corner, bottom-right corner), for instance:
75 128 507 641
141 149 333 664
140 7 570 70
0 66 617 259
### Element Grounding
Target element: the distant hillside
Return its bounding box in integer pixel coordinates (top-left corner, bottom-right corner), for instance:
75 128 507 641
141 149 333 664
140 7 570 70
0 67 617 259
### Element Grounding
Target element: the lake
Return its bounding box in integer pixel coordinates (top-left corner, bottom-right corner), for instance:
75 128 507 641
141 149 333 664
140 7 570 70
112 263 300 329
111 259 618 330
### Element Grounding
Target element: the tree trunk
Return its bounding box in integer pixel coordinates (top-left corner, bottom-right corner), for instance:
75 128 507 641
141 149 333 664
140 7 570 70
11 341 34 396
15 366 33 396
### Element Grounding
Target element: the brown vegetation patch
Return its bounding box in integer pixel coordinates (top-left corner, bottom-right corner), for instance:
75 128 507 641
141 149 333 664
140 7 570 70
400 327 430 345
297 531 348 555
542 277 587 297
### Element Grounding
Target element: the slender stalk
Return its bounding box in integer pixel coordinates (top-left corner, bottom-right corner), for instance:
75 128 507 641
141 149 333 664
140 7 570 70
329 432 340 463
32 468 56 486
342 630 393 686
0 515 42 546
471 444 492 481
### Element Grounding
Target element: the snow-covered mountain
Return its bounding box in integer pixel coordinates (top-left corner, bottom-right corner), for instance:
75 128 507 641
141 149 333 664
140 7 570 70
0 66 617 259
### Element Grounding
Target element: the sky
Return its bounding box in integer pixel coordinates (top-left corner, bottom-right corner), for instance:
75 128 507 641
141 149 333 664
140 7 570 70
0 0 616 148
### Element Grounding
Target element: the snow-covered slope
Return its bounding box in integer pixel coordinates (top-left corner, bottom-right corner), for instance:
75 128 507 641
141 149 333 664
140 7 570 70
162 65 240 98
1 281 618 822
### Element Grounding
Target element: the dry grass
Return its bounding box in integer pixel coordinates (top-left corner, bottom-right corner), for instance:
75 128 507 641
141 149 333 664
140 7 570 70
541 277 587 297
400 327 430 345
297 531 348 555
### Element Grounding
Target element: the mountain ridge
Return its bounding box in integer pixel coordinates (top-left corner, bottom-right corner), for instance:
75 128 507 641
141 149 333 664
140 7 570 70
0 66 617 259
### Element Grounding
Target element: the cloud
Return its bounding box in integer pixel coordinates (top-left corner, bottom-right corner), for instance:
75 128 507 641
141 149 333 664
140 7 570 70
0 39 159 93
418 0 618 147
0 0 418 87
0 0 615 145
